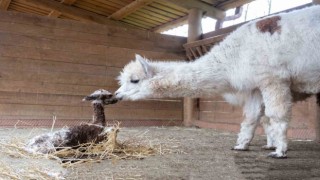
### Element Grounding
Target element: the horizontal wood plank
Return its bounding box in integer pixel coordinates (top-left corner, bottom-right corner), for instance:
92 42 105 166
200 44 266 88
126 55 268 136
199 111 243 124
0 13 186 53
0 45 106 65
199 101 242 112
0 79 115 96
0 104 182 120
0 91 182 110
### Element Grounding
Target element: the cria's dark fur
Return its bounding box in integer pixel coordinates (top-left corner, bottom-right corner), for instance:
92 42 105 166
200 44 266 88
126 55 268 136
317 93 320 106
83 93 112 102
26 90 119 154
83 93 112 101
65 91 118 147
65 124 105 147
93 103 106 126
83 90 118 126
104 98 118 105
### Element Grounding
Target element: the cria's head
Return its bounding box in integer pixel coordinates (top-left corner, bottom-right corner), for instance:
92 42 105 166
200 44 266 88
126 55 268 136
115 54 155 101
83 89 118 105
83 89 113 101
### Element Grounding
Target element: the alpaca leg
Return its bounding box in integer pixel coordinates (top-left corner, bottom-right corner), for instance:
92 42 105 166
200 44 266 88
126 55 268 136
260 116 276 150
233 91 263 150
261 82 291 158
266 119 289 158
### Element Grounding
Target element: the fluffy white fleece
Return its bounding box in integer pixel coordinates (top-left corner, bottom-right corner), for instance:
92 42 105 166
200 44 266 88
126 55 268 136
116 6 320 158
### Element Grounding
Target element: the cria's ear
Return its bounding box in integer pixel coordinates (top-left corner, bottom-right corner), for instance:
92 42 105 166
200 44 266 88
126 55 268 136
136 54 153 78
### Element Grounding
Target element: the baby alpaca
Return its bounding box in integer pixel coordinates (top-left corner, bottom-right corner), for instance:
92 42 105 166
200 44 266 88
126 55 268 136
25 89 117 154
83 89 118 126
115 6 320 158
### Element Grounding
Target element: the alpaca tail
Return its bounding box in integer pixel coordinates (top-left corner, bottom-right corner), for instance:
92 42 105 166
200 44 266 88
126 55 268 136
317 93 320 106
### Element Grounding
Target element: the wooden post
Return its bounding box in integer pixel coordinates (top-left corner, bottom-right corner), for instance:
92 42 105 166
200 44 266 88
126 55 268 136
313 0 320 142
183 8 203 126
317 101 320 142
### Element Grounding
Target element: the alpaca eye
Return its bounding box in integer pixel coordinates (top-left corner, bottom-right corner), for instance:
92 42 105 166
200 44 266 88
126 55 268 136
130 79 140 84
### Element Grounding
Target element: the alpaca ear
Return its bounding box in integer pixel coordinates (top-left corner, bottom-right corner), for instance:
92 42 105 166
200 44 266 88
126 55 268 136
136 54 153 78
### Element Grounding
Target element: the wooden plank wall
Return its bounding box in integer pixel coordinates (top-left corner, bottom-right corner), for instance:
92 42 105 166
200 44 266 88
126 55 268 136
0 11 187 127
197 96 318 140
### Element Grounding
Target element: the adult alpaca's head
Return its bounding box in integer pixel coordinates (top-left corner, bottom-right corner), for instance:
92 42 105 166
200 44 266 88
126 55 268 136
115 54 214 101
116 52 229 101
116 54 157 101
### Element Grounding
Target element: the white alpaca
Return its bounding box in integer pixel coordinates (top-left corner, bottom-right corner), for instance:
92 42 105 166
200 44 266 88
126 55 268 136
115 6 320 158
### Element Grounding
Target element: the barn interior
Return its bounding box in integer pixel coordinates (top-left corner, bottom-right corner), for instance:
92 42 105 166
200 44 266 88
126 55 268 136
0 0 319 179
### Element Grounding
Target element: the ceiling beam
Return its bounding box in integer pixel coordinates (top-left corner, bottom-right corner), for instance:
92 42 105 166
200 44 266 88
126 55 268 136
48 10 62 17
0 0 11 10
217 0 255 10
200 0 216 5
61 0 77 5
21 0 135 28
164 0 225 20
109 0 154 20
152 15 188 33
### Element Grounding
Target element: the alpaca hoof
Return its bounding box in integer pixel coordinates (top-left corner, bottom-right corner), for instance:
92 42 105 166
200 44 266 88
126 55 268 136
261 145 276 150
267 152 287 159
231 145 249 151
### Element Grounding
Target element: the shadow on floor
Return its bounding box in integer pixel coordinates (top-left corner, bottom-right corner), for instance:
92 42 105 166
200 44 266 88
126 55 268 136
234 141 320 180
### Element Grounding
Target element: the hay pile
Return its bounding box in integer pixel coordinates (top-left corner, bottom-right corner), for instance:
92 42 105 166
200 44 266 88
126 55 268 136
0 161 65 180
51 124 156 167
0 125 184 179
1 124 156 168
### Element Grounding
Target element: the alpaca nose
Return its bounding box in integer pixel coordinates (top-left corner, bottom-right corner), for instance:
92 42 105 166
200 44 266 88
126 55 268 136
114 91 123 100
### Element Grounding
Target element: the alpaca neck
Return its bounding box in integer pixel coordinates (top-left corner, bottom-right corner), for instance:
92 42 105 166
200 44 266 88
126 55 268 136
92 102 105 126
150 55 229 98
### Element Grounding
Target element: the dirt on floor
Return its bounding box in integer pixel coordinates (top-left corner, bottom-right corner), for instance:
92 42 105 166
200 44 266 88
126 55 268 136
0 126 319 180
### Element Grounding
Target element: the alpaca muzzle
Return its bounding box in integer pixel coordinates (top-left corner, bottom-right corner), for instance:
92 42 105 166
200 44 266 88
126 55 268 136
114 92 123 101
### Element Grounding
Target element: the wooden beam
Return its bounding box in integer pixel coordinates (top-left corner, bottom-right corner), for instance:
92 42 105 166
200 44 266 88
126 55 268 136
0 0 11 10
316 101 320 142
184 8 203 127
164 0 225 20
152 15 188 33
315 0 320 142
188 8 203 42
61 0 77 5
217 0 255 10
48 10 62 17
21 0 135 28
215 7 243 29
109 0 154 20
314 0 320 143
200 0 216 5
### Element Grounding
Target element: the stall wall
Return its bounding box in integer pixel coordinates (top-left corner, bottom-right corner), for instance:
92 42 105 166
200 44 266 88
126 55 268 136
196 97 318 140
0 11 186 127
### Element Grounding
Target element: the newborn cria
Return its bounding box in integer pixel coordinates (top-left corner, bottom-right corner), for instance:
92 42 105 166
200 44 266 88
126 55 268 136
25 89 118 154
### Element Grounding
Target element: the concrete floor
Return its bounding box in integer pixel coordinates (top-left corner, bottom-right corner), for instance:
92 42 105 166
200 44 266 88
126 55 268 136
0 127 319 180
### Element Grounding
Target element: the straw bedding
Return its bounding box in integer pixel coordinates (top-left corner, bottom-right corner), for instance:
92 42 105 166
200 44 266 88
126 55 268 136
0 124 161 179
0 90 170 179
